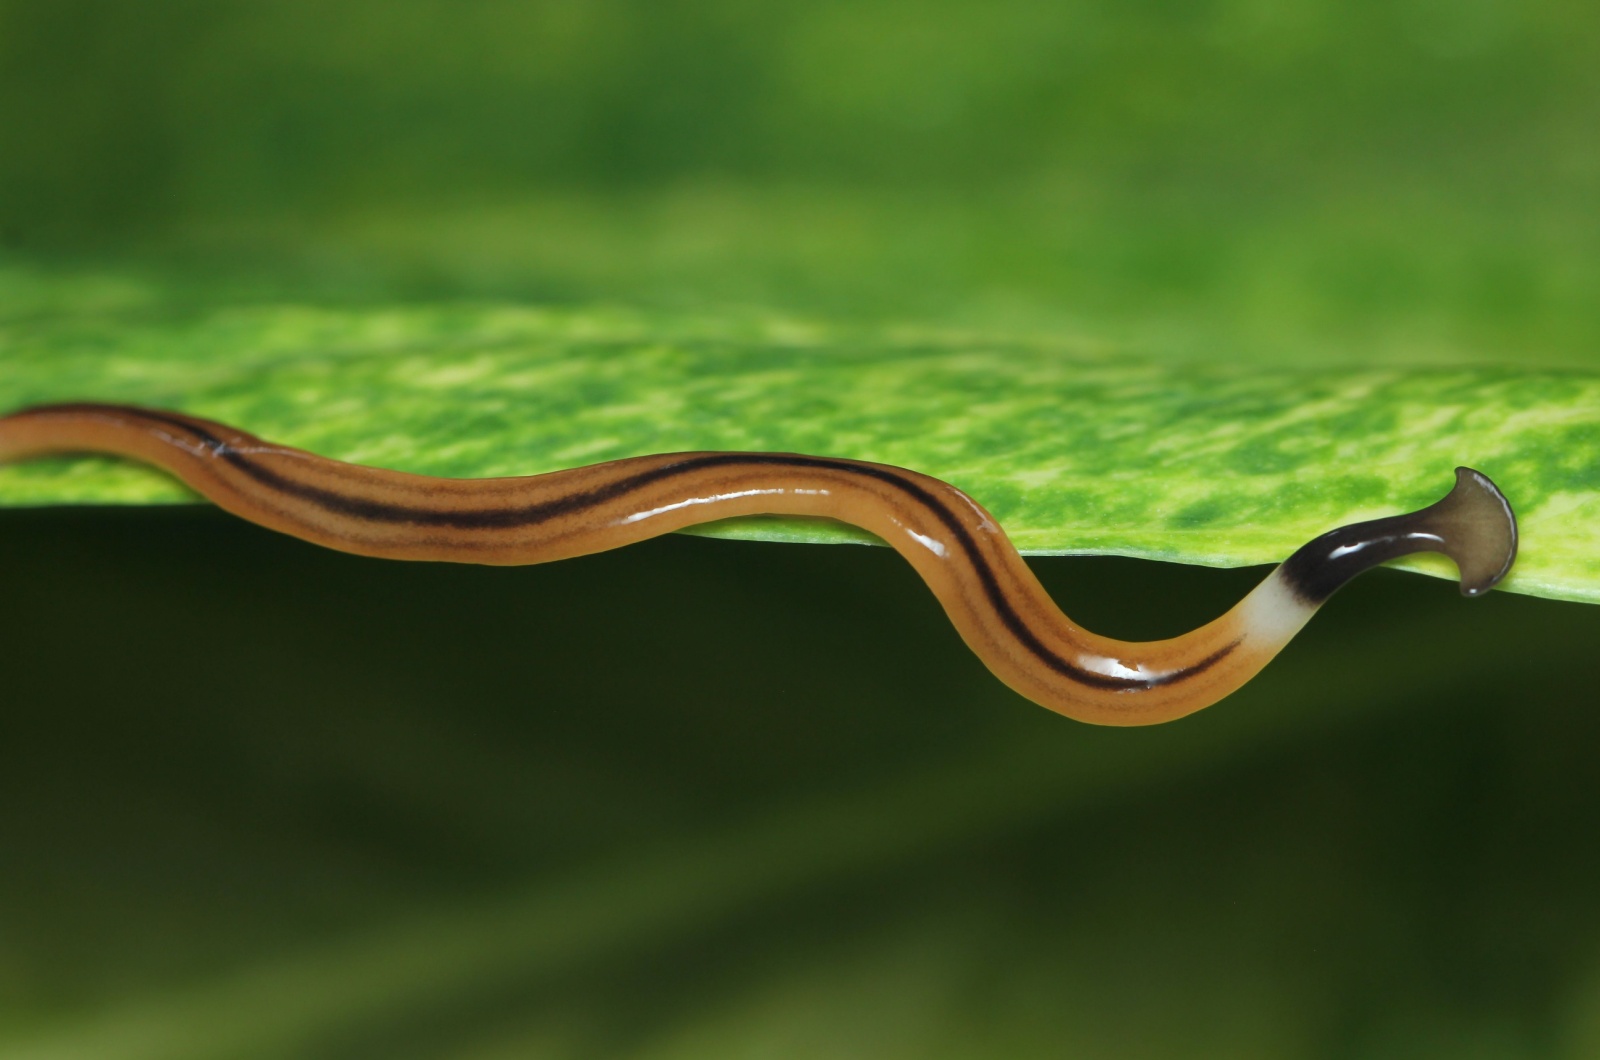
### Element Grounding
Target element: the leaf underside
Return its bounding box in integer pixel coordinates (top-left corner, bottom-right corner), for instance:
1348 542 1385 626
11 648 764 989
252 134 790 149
3 271 1596 605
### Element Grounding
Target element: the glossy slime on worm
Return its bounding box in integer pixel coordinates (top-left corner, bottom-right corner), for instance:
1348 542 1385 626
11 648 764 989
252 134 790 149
0 403 1518 726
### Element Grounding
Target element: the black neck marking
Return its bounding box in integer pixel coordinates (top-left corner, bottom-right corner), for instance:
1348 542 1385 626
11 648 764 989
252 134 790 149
1278 516 1445 605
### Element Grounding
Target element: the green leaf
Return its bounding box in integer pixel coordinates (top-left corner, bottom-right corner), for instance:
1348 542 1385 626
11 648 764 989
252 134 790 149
3 264 1596 604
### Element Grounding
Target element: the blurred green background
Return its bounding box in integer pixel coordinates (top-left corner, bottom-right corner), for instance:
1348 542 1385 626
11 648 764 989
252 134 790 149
5 0 1599 362
3 1 1600 1056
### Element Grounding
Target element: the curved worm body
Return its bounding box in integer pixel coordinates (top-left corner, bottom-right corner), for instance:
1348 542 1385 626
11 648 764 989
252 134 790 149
0 403 1517 726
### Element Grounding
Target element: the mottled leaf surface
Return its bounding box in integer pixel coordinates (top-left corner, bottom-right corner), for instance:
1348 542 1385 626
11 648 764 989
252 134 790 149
3 269 1596 603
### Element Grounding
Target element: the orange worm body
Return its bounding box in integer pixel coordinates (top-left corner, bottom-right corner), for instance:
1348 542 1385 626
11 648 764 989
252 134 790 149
0 403 1517 726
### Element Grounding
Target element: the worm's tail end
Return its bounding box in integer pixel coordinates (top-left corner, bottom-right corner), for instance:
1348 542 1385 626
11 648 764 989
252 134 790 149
1424 467 1518 597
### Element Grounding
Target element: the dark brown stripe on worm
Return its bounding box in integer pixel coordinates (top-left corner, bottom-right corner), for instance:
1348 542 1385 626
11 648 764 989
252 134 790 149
122 405 1239 693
